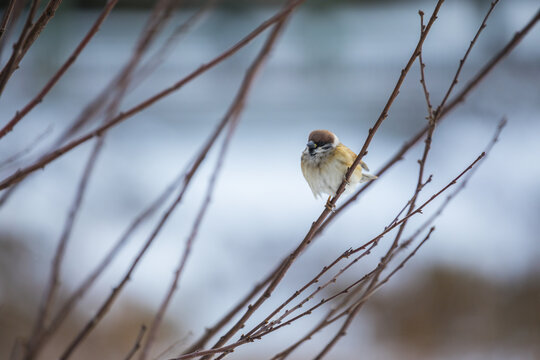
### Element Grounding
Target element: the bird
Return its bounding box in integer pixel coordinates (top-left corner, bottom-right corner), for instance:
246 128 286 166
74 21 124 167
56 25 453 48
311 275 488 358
301 129 377 210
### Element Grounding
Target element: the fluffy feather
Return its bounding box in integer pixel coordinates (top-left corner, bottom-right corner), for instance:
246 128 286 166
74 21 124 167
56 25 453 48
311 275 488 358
301 130 377 198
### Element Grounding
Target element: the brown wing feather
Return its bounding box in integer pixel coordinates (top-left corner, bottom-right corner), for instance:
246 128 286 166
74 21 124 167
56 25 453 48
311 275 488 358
337 144 370 174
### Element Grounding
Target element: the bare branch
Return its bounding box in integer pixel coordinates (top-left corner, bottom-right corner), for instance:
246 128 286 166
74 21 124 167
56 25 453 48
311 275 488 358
313 227 436 359
316 2 537 238
0 0 63 96
327 0 445 210
0 126 52 169
0 0 305 191
0 0 18 43
0 0 119 140
139 14 288 360
125 325 148 360
24 137 104 360
436 0 500 116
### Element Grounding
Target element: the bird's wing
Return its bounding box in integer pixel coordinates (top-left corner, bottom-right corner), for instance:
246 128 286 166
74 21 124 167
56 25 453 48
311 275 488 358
339 145 370 172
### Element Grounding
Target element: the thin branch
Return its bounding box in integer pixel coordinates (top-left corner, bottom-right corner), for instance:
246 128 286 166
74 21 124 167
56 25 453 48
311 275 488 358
125 325 148 360
0 0 63 96
440 7 540 119
244 244 374 338
349 152 485 257
57 12 293 353
182 267 277 354
59 177 190 359
44 160 186 342
0 125 52 169
435 0 500 116
154 332 194 360
0 0 119 140
313 227 435 359
27 3 180 356
140 123 236 360
316 2 537 238
327 0 445 211
0 0 18 43
56 0 211 145
354 7 441 324
172 148 487 360
193 5 443 358
0 0 305 191
312 118 505 358
20 0 63 57
403 117 507 243
0 0 25 58
135 0 218 83
0 0 40 89
418 11 434 120
139 14 287 359
24 136 104 360
268 283 365 360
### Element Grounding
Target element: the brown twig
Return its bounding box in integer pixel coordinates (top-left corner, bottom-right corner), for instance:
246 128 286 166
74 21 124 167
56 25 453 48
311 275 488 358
268 282 366 360
28 2 183 351
182 267 277 354
418 11 434 120
352 8 441 328
272 148 486 359
0 0 64 96
179 5 444 358
191 4 535 357
0 0 18 42
135 0 218 83
57 10 295 355
125 325 148 360
0 0 305 191
0 0 25 59
55 0 209 145
0 0 40 94
0 0 119 140
244 244 374 339
315 2 538 238
19 0 63 57
139 14 288 360
327 0 445 212
141 124 236 360
172 149 486 360
403 117 507 243
171 228 430 360
271 5 514 358
24 136 104 360
312 119 505 359
439 7 539 119
28 3 180 356
435 0 500 116
59 178 191 359
314 227 435 359
0 125 52 169
43 161 186 342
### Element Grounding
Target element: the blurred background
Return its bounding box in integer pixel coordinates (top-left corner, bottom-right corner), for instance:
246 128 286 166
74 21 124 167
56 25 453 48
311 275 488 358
0 0 539 359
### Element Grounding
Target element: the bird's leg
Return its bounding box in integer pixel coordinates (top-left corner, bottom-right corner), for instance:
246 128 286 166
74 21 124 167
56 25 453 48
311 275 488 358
325 196 336 212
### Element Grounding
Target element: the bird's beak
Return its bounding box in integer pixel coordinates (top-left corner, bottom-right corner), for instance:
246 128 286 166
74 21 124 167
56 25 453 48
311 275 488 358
307 141 316 150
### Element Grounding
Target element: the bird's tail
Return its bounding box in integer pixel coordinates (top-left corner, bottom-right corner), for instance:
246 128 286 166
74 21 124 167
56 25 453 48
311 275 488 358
360 173 378 183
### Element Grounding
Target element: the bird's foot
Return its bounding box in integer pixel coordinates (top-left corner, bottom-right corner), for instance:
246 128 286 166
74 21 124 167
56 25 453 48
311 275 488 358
325 197 336 213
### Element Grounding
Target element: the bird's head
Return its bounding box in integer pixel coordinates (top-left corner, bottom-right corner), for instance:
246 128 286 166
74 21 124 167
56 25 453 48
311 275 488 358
305 129 339 157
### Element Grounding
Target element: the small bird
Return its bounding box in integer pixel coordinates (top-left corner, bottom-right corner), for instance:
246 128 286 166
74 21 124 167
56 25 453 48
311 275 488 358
301 129 377 209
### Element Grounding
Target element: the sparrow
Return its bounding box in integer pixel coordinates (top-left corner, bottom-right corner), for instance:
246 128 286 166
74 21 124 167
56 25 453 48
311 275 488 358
301 129 377 209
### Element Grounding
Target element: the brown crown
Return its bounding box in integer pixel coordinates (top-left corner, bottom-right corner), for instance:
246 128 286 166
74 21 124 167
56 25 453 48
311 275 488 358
308 130 335 145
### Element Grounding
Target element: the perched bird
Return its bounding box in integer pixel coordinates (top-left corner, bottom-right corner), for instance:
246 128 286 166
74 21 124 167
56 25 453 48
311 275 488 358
301 129 377 209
